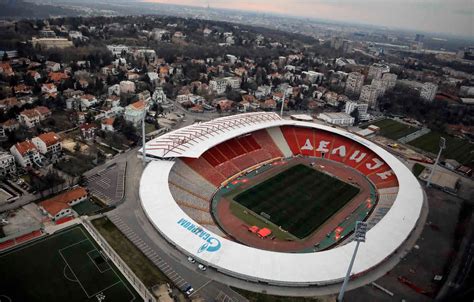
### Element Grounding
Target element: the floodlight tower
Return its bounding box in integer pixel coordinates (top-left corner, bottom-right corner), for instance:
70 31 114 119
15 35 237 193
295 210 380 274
426 137 446 187
280 91 286 118
141 110 147 166
337 221 368 302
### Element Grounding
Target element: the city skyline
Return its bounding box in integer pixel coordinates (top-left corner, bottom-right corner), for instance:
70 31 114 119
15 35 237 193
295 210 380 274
143 0 474 37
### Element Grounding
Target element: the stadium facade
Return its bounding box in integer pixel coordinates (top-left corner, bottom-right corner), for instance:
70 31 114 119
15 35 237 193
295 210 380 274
139 112 424 290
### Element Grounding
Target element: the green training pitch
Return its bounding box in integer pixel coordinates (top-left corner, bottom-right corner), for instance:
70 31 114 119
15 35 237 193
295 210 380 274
0 225 141 302
234 164 360 239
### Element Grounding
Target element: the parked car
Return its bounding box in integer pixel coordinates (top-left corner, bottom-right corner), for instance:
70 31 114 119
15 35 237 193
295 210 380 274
187 256 195 263
198 264 207 271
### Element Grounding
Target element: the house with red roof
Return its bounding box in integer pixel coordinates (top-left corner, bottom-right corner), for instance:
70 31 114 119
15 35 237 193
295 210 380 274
32 132 62 156
41 83 57 94
19 106 51 128
101 117 115 132
9 140 42 167
79 123 98 140
125 100 148 125
38 186 88 221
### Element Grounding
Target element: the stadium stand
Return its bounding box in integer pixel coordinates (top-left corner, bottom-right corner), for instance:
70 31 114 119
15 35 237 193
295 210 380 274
266 126 293 157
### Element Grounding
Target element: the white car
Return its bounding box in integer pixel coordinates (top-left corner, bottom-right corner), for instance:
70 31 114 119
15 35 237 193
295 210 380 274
198 264 207 271
187 256 195 263
184 285 194 296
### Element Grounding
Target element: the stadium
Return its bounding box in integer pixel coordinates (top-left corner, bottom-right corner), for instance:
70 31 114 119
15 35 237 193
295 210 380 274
139 112 425 293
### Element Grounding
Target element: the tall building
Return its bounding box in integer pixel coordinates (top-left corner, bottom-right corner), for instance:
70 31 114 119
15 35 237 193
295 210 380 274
368 64 385 80
359 85 379 108
371 78 386 98
382 73 397 90
345 72 365 96
420 82 438 102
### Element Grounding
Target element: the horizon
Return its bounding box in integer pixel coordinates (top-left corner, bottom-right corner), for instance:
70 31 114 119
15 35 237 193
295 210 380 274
142 0 474 38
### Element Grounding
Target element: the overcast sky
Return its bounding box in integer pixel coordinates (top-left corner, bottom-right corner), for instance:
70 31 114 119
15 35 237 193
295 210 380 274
143 0 473 37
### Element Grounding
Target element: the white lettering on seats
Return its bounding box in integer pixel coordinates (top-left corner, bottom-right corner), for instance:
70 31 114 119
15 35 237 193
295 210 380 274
366 158 384 170
316 140 330 152
349 150 367 163
331 145 346 157
376 170 393 180
301 138 314 150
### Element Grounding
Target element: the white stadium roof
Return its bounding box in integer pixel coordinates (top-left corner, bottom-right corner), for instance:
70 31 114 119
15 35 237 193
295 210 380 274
140 113 424 285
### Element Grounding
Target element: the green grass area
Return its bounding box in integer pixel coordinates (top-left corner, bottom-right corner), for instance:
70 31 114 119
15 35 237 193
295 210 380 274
231 287 321 302
145 122 157 134
409 131 474 165
0 225 141 302
72 198 104 215
368 119 418 140
91 217 168 288
54 153 96 177
412 163 426 177
233 164 360 239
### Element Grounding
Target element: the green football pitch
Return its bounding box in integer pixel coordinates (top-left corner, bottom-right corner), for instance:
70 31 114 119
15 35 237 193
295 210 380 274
233 164 360 239
0 225 141 302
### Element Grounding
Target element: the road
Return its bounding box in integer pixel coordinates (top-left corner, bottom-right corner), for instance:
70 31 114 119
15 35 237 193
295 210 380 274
102 149 247 302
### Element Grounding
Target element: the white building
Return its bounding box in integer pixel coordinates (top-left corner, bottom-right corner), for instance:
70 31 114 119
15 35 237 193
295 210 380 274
152 87 167 104
317 112 354 127
302 71 324 83
120 81 136 94
39 186 88 221
108 84 120 96
107 45 130 57
345 72 365 96
345 101 369 121
125 100 148 126
226 54 238 65
32 132 62 157
420 82 438 102
10 140 42 168
209 77 241 94
0 152 16 176
359 85 379 108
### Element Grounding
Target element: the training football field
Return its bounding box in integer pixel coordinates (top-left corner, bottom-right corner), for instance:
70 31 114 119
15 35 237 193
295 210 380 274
0 225 141 302
233 164 360 239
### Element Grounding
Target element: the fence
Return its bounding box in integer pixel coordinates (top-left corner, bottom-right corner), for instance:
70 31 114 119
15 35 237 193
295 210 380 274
81 217 156 302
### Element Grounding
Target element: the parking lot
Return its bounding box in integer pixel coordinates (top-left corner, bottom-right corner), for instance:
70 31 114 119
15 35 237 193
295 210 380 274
346 187 465 301
86 163 126 205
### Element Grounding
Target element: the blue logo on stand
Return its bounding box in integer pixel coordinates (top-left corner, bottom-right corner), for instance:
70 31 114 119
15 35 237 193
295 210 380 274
177 218 221 253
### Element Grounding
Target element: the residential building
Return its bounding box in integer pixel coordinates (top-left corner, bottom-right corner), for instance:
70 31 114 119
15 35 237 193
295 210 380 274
32 37 73 49
108 84 120 96
420 82 438 102
0 152 16 176
101 117 115 132
79 123 98 140
345 101 369 121
368 64 384 80
302 71 324 83
80 94 98 110
38 186 88 221
106 45 129 56
125 100 148 125
10 140 42 167
19 107 51 128
359 85 379 108
41 83 57 94
382 73 397 90
1 119 19 132
209 77 241 94
317 112 354 127
32 132 62 157
371 78 386 98
120 80 136 94
345 72 365 96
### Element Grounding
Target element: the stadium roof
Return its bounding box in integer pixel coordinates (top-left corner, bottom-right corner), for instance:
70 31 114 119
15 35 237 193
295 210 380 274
140 115 424 286
141 112 283 158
